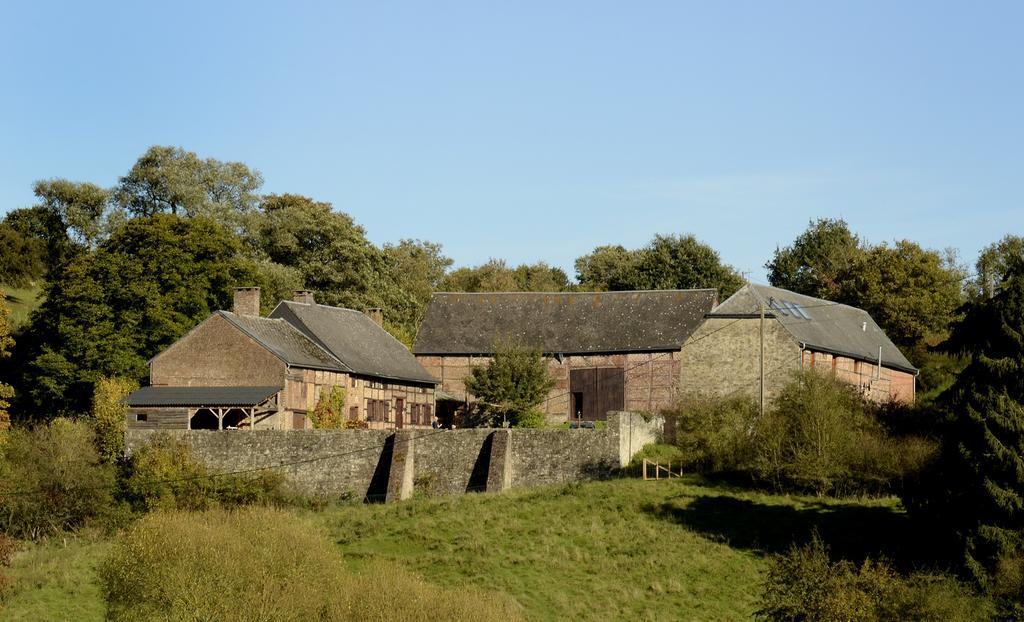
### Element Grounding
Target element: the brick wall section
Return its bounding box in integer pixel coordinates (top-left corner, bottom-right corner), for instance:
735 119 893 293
417 352 681 422
151 314 285 388
678 317 801 403
803 350 915 404
123 412 663 500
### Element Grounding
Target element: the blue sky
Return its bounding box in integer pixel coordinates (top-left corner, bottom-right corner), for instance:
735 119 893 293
1 1 1021 281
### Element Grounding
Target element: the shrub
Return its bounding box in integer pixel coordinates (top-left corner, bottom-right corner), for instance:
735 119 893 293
664 395 759 473
757 536 994 621
90 376 138 463
123 435 291 512
100 507 522 622
512 407 547 428
0 419 115 539
311 385 346 429
667 372 938 496
100 507 350 621
755 372 938 496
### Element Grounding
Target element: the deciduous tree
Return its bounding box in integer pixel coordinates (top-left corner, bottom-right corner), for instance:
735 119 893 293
843 241 965 357
18 215 258 417
462 340 555 428
973 235 1024 300
250 194 391 311
575 234 743 299
766 218 861 300
114 146 263 230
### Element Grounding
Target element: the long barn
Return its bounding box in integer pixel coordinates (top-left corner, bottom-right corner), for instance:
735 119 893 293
412 290 718 425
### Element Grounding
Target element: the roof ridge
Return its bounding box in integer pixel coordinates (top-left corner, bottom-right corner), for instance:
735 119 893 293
219 310 350 372
431 289 718 296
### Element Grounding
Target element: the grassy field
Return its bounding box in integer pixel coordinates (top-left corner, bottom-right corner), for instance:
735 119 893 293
2 283 43 328
0 476 911 621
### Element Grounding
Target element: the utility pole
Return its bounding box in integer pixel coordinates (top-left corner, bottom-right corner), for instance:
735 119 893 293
759 300 765 418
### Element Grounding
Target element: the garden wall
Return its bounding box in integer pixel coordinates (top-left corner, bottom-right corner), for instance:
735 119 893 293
123 412 663 501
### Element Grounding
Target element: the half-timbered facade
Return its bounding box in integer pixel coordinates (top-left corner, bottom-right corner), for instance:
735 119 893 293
126 288 438 430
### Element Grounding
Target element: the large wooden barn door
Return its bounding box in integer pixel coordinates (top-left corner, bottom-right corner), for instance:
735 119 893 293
570 368 625 421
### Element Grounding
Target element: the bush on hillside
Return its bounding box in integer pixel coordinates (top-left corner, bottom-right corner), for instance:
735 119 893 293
664 395 759 473
90 376 138 463
0 419 115 539
754 372 937 496
100 507 522 622
123 435 290 512
666 372 937 496
757 537 994 621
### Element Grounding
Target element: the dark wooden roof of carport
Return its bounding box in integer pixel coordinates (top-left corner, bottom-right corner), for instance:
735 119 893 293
125 386 282 407
413 290 719 355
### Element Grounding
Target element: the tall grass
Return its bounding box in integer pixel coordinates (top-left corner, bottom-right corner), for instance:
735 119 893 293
99 507 521 622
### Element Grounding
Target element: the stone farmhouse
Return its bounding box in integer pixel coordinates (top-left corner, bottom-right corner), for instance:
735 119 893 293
413 290 719 424
125 288 438 431
678 283 917 404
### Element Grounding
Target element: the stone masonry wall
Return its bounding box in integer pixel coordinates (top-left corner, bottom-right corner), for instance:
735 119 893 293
678 317 801 403
123 412 661 501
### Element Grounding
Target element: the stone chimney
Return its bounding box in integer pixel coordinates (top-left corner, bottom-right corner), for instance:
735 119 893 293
233 287 261 316
293 290 315 305
364 308 384 326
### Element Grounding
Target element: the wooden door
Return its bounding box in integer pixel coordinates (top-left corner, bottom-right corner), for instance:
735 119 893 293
597 368 625 418
395 398 405 429
569 368 624 421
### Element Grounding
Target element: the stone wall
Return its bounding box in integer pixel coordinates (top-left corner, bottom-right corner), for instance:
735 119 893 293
678 316 801 403
123 412 662 501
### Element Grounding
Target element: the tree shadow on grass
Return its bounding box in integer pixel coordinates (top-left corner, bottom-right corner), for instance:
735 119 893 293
643 493 945 571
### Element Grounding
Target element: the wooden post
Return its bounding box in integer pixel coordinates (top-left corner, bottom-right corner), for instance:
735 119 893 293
759 301 766 419
643 458 648 480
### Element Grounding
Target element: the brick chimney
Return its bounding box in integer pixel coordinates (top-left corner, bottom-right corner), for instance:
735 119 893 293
293 290 315 305
233 287 261 316
364 308 383 326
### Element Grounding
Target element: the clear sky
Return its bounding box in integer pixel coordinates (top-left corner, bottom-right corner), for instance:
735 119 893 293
1 1 1021 280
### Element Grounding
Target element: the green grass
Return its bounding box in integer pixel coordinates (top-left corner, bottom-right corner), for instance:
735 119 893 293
318 477 910 621
1 532 110 621
1 283 43 328
0 477 916 621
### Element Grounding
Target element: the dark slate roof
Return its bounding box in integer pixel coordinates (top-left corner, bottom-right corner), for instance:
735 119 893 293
412 290 719 355
270 301 437 384
711 284 917 373
217 311 348 372
126 385 281 407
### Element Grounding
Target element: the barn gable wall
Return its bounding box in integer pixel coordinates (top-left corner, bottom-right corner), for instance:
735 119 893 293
150 314 286 388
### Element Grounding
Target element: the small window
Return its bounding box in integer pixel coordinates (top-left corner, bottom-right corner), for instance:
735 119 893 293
350 376 357 388
135 413 148 422
349 406 359 420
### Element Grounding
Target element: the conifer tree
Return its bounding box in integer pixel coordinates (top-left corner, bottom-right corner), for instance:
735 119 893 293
905 255 1024 604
